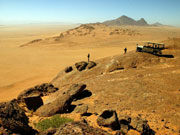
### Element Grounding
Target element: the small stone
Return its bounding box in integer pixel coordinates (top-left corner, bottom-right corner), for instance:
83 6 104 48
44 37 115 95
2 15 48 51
97 110 119 130
74 104 88 115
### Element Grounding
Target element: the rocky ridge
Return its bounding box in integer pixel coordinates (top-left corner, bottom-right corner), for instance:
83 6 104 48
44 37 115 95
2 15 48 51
20 23 141 47
1 38 180 134
103 15 149 26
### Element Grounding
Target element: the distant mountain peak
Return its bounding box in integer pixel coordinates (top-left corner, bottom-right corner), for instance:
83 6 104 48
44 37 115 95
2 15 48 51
119 15 129 18
103 15 149 26
139 18 145 21
152 22 163 26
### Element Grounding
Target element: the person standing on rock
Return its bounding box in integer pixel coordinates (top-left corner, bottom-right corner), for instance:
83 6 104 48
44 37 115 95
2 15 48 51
87 53 90 62
124 48 127 54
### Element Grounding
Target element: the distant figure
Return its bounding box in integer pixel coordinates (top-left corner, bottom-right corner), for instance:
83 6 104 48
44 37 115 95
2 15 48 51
124 48 127 54
87 53 90 62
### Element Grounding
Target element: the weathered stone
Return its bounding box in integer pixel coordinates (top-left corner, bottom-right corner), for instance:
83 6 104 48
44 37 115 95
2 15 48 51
74 104 88 115
54 122 112 135
105 59 124 73
35 94 71 117
35 84 86 117
97 110 120 130
17 83 58 101
23 95 43 111
64 66 73 73
87 61 96 69
66 84 87 99
0 100 37 134
129 117 154 135
75 61 88 71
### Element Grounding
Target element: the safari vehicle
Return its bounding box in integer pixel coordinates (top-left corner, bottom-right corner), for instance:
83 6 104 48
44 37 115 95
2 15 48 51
136 42 165 55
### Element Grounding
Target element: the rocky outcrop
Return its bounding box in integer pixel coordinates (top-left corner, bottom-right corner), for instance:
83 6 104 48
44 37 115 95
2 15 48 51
117 115 155 135
97 110 154 135
0 100 37 134
129 117 154 135
35 84 86 117
75 61 97 71
75 61 88 71
17 83 58 101
17 83 58 112
54 121 112 135
97 110 120 130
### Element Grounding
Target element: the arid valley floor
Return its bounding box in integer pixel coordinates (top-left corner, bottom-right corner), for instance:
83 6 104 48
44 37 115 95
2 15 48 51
0 24 180 135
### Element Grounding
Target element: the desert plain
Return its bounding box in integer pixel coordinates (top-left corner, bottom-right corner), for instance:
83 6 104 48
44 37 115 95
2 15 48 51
0 23 180 134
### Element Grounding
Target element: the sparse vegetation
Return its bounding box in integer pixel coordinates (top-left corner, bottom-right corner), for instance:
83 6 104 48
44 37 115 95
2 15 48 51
34 115 73 131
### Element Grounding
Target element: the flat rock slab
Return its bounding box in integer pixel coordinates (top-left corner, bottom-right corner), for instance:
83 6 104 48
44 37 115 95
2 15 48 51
17 83 58 101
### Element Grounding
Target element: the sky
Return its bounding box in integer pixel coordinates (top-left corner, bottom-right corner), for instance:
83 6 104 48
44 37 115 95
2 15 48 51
0 0 180 26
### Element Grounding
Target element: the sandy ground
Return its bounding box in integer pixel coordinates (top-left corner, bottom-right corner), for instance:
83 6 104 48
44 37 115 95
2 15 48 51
0 24 180 102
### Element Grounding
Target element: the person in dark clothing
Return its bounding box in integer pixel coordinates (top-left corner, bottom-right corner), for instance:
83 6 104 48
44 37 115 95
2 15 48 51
124 48 127 54
87 53 90 62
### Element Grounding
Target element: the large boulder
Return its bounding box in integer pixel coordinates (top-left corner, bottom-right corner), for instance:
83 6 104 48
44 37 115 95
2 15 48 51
74 61 97 71
0 99 37 134
97 110 120 130
35 84 86 117
54 122 112 135
17 83 58 101
66 84 87 99
75 61 88 71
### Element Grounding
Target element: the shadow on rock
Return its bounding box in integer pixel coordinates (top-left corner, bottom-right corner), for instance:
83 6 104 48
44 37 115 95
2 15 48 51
74 89 92 101
66 104 77 113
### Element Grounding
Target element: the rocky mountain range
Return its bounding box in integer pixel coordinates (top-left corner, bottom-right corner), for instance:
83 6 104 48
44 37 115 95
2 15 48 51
103 15 164 26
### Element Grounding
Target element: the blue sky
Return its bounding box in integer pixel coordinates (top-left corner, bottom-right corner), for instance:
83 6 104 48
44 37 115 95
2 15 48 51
0 0 180 26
